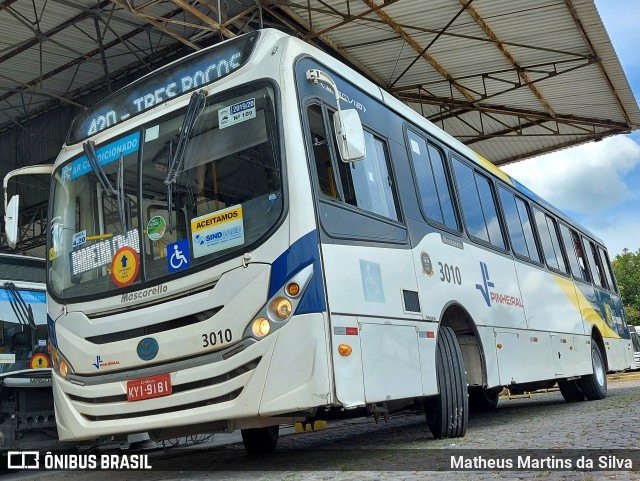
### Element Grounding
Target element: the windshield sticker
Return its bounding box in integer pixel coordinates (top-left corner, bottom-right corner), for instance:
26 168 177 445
110 246 140 288
71 229 140 276
191 205 244 258
168 239 191 273
72 230 87 248
61 131 140 182
147 216 167 241
218 98 255 129
0 354 16 364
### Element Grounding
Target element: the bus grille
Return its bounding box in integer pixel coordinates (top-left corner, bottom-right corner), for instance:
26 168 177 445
82 388 243 421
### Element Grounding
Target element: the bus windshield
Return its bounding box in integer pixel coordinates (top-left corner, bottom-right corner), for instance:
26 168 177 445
49 83 282 300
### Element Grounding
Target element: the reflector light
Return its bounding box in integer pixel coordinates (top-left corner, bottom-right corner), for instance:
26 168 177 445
345 327 358 336
427 331 435 339
338 344 352 356
497 343 503 349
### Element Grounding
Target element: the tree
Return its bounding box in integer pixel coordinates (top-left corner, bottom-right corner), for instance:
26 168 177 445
611 248 640 326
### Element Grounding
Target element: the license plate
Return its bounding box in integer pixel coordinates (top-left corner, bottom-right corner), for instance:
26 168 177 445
126 373 172 402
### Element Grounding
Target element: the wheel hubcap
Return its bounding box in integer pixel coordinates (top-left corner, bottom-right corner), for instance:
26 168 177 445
593 349 605 386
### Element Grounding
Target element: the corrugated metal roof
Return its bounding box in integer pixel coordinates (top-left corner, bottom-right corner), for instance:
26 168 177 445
0 0 638 253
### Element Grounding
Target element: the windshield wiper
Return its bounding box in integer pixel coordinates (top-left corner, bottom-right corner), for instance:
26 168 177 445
164 90 207 186
83 141 128 231
164 89 206 232
4 282 35 330
83 141 117 196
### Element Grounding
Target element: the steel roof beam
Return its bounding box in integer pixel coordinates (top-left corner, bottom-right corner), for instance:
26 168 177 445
360 0 477 101
397 91 629 131
0 7 186 113
110 0 202 50
563 0 632 127
0 0 112 64
266 4 389 89
496 128 629 165
459 0 555 118
168 0 236 39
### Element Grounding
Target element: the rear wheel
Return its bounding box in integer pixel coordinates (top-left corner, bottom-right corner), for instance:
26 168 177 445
241 425 279 454
425 326 468 438
557 379 585 402
577 341 607 400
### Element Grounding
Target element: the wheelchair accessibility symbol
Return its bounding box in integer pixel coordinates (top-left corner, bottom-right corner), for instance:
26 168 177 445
167 239 191 273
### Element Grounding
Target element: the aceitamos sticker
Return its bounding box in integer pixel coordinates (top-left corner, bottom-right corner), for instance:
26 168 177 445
191 204 244 258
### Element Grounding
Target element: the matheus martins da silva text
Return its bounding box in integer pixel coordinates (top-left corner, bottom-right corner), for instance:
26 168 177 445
451 455 633 470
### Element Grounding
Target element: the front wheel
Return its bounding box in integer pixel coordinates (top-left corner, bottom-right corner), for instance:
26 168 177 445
425 326 468 438
241 425 279 454
577 341 607 400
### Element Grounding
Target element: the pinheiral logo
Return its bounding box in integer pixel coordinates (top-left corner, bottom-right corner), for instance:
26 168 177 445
137 337 159 361
475 261 524 308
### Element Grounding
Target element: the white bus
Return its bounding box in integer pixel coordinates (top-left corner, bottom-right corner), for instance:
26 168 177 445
0 253 57 449
5 28 632 453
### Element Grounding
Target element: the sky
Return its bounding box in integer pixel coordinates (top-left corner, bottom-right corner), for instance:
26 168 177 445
501 0 640 258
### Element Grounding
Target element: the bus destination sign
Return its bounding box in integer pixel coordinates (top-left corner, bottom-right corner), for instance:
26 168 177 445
67 32 258 144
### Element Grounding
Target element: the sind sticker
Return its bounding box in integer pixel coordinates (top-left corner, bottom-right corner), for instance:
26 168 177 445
191 205 244 258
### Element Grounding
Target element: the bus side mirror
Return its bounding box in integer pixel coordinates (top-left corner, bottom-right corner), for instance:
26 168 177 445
334 109 366 162
4 195 19 248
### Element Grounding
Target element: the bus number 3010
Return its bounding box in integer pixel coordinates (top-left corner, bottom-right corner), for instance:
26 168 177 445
438 262 462 285
202 329 233 348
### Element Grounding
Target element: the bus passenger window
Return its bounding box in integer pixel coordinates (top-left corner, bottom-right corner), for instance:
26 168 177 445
533 209 566 272
583 238 605 288
560 224 589 282
333 124 399 221
498 187 540 262
453 159 505 249
307 104 338 198
406 130 458 230
598 246 617 292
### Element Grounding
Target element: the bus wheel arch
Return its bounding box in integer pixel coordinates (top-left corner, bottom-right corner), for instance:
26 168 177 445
439 302 486 388
577 327 608 401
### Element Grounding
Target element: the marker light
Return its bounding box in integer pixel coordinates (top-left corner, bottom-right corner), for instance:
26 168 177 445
271 298 292 320
286 282 300 297
60 361 69 378
252 318 271 337
338 344 352 356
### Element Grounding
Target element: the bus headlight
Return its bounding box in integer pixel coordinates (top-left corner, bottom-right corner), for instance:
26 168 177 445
51 348 75 378
271 298 292 320
244 263 315 340
252 318 271 337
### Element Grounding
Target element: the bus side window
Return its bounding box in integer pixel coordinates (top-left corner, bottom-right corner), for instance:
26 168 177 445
598 246 617 293
583 236 605 288
559 224 589 282
307 104 339 198
330 117 399 222
498 187 541 262
406 130 458 231
452 158 505 250
533 208 567 273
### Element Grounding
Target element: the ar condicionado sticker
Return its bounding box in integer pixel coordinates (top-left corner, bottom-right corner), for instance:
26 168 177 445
111 246 140 287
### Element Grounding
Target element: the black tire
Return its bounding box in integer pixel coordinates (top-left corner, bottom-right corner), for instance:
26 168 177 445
468 387 500 411
425 326 468 438
577 341 607 400
557 379 585 402
241 425 279 454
